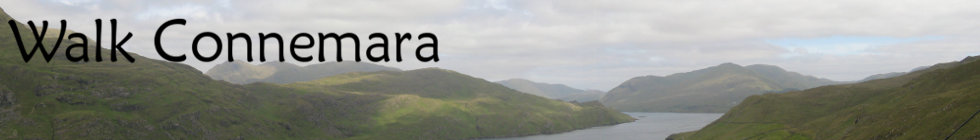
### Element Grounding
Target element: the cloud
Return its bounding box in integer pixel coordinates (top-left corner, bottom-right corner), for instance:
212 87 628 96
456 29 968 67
136 4 218 21
3 0 980 90
768 35 945 56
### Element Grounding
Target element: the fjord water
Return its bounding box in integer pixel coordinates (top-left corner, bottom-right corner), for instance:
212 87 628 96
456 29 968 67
490 112 723 140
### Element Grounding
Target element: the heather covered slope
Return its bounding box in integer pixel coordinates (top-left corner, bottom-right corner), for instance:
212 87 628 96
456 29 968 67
0 8 633 139
669 56 980 140
601 63 839 113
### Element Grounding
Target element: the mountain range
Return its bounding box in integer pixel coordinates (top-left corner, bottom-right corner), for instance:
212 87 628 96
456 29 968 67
495 78 604 102
0 8 633 139
669 56 980 139
601 63 841 113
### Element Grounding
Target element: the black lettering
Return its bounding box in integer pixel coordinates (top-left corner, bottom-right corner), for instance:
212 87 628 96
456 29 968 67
66 33 89 62
318 33 360 62
192 32 222 62
7 20 65 62
155 19 186 62
395 33 411 62
290 33 314 62
227 33 252 62
416 33 438 62
109 19 134 62
259 33 283 62
95 19 102 61
367 33 389 62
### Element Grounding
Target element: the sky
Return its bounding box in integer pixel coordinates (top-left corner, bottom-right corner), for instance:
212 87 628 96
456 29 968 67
3 0 980 91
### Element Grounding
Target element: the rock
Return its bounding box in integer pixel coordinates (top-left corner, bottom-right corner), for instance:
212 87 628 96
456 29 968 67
0 85 13 107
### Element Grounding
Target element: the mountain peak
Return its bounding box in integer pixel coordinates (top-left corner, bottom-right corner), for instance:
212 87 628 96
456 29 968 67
258 61 301 69
501 78 533 83
963 55 979 62
745 64 788 73
0 7 11 22
745 64 780 69
717 62 742 68
409 67 456 73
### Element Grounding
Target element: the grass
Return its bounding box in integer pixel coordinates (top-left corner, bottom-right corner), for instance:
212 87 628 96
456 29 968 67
671 56 980 140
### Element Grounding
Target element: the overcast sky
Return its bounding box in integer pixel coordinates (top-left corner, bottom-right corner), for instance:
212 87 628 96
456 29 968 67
3 0 980 90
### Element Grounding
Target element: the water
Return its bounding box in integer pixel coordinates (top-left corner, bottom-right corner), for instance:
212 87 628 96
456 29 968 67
488 112 723 140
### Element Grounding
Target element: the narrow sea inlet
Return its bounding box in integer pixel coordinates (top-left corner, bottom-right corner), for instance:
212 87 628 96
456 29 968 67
488 112 723 140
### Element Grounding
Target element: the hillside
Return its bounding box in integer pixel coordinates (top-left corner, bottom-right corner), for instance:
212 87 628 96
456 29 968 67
496 78 605 102
282 69 635 139
205 61 399 84
0 8 633 139
601 63 839 113
858 72 907 82
668 56 980 139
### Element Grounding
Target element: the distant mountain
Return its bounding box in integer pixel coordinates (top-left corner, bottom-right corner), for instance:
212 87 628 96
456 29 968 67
283 69 635 139
858 72 907 82
558 90 605 102
205 61 399 84
0 8 633 139
601 63 840 113
857 65 932 82
495 79 604 102
670 56 980 139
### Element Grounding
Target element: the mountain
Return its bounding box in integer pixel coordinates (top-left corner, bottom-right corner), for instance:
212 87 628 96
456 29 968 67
669 56 980 139
856 66 932 82
858 72 906 82
496 78 605 102
601 63 840 113
557 90 605 102
0 8 633 139
205 61 399 84
281 69 635 139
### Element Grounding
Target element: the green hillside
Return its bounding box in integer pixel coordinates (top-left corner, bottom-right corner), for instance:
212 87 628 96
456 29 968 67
0 8 633 139
601 63 839 113
206 61 399 84
282 69 635 139
669 56 980 139
496 78 605 102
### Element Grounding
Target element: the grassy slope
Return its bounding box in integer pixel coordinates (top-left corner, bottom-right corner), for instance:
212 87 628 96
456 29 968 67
669 56 980 140
0 7 633 139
